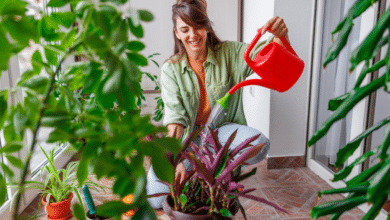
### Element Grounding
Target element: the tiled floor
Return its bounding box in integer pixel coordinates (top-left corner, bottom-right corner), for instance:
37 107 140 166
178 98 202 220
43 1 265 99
19 159 366 220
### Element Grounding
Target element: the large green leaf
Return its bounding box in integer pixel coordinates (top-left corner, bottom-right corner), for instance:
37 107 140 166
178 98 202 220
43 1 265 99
0 141 23 153
127 41 145 52
308 74 387 147
2 16 39 47
0 173 6 206
0 0 28 15
73 203 86 220
0 26 13 72
13 104 28 139
311 195 367 219
51 12 76 28
138 10 154 22
96 200 135 218
47 0 70 7
335 117 390 167
20 75 49 95
127 17 143 38
76 158 89 187
6 155 24 168
126 53 148 67
0 90 8 129
368 157 390 203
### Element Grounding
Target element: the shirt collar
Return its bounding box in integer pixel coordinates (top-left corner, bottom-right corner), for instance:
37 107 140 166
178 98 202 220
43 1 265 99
180 47 219 74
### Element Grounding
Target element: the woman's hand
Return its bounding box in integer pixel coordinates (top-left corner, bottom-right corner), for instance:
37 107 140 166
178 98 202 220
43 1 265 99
260 16 289 45
167 123 184 139
175 162 186 184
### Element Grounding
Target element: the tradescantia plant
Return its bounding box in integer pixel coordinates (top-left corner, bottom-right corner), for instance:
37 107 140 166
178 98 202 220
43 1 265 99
149 127 287 219
308 0 390 219
0 0 181 219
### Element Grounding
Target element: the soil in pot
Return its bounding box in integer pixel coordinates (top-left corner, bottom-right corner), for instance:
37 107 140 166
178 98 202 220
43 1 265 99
42 192 73 220
163 195 238 220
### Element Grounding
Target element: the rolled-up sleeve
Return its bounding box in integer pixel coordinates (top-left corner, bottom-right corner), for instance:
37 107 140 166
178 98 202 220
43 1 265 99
161 63 189 128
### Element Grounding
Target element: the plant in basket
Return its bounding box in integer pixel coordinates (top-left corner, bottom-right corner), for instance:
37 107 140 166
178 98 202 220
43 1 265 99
9 146 104 220
148 126 287 219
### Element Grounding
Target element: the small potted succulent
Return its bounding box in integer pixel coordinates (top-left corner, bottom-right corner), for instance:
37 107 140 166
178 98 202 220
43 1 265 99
10 146 103 220
149 127 287 219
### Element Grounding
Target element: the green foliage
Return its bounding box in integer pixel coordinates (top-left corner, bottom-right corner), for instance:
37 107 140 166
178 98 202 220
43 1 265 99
0 1 179 219
309 0 390 219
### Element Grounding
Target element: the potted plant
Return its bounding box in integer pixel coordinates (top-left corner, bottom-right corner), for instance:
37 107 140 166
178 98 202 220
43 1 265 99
0 0 182 219
308 1 390 219
9 146 104 220
148 127 287 219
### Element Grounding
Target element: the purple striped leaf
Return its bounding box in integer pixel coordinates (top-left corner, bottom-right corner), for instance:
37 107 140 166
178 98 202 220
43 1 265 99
209 127 223 152
228 182 244 192
217 143 265 182
229 134 260 158
210 130 238 176
182 153 214 186
229 192 288 213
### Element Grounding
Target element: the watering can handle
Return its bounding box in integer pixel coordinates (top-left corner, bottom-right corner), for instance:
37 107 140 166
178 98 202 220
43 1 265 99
244 27 298 65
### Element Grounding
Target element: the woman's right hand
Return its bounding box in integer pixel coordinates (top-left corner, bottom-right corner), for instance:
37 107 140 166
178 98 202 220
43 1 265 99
167 123 184 139
175 162 186 184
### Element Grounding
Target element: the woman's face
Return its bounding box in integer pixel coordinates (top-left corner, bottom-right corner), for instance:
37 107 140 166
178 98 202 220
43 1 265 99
174 17 208 58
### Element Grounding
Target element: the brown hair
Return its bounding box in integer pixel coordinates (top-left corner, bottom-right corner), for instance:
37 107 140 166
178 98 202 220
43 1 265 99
167 0 222 63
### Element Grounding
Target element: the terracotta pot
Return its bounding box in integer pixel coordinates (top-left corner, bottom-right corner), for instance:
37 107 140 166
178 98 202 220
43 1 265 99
163 195 238 220
42 192 73 220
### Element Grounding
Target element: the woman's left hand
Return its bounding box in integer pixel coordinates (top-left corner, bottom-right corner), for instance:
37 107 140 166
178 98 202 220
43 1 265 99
259 16 289 44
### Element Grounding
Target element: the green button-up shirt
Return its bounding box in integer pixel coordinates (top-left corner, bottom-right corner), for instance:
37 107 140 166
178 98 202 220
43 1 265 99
161 39 271 139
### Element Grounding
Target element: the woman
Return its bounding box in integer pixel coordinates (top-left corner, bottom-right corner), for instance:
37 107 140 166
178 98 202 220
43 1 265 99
146 0 290 209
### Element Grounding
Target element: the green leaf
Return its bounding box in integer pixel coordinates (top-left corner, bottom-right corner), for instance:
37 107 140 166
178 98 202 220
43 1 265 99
76 159 89 187
13 105 27 139
132 202 157 220
47 128 71 143
1 163 14 178
44 46 59 66
61 28 77 48
1 0 28 15
127 17 143 38
0 90 8 129
179 194 188 208
138 10 154 22
311 195 367 219
0 141 23 153
2 16 39 47
96 201 134 218
220 209 233 217
143 145 174 184
328 93 350 111
73 203 86 220
40 16 63 42
0 27 13 72
47 0 70 7
41 116 71 127
308 75 387 147
110 18 128 53
335 117 390 167
368 158 390 203
20 75 49 95
6 155 23 168
126 53 148 66
0 173 6 206
32 50 43 73
113 177 134 197
127 41 145 52
51 12 76 28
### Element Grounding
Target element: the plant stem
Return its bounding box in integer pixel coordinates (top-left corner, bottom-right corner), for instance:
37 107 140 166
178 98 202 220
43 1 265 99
170 186 178 211
209 186 215 215
12 42 82 220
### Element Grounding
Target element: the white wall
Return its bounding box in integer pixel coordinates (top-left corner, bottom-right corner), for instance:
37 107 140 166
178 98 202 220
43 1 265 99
268 0 314 157
242 0 274 138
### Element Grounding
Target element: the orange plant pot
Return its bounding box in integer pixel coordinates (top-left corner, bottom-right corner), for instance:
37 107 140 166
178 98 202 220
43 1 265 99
42 192 73 220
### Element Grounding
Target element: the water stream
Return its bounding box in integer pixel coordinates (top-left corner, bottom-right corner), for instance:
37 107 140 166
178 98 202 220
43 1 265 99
199 103 228 147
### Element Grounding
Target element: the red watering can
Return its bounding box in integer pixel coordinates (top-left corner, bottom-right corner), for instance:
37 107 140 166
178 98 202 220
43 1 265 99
217 27 305 109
